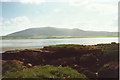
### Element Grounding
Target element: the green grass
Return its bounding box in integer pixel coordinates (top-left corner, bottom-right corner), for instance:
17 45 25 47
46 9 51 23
3 65 87 79
47 44 99 50
48 44 85 48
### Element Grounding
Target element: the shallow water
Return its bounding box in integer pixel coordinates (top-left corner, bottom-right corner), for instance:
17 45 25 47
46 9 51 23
0 37 118 53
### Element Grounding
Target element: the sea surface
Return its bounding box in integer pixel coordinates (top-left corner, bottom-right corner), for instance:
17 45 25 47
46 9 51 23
0 37 118 53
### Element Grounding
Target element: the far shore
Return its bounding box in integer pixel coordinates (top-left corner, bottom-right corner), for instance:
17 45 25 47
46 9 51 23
1 36 118 40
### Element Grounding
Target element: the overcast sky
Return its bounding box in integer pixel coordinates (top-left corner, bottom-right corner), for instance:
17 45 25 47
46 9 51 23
0 0 118 36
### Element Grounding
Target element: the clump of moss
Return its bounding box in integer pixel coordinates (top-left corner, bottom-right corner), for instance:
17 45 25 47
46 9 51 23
3 65 87 79
2 60 25 75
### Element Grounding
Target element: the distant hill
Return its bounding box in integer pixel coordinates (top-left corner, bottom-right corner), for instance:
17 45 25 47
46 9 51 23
2 27 118 39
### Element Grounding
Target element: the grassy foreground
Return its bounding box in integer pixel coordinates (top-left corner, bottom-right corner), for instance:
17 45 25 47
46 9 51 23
3 65 87 79
2 42 119 79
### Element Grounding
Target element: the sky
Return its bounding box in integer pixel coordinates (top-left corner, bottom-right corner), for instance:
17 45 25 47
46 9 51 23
0 0 118 36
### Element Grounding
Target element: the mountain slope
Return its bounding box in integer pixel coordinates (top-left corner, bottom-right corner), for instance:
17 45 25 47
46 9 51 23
3 27 118 39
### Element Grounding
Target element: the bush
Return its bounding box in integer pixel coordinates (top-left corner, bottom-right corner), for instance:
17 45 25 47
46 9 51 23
80 54 96 66
98 62 118 78
78 68 96 78
98 44 119 64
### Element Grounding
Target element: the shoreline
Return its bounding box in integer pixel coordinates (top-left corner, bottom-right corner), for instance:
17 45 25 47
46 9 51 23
1 42 118 53
1 36 118 40
1 41 118 53
1 46 43 53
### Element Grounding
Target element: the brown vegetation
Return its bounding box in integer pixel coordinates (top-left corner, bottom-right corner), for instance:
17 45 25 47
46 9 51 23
2 43 119 79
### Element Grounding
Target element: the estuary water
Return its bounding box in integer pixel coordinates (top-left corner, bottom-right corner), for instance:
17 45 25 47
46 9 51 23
0 37 118 53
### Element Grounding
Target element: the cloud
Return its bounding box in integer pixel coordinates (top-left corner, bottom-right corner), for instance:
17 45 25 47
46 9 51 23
69 0 118 6
0 0 17 2
10 16 30 25
53 8 61 13
110 18 118 27
19 0 45 4
69 0 90 6
0 0 12 2
4 20 11 25
0 22 2 26
69 0 117 16
85 3 117 16
2 16 31 36
0 17 3 23
0 0 45 4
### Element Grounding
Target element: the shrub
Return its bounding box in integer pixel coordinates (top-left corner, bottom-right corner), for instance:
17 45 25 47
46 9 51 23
78 68 96 78
98 62 118 78
98 44 119 64
80 54 96 66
